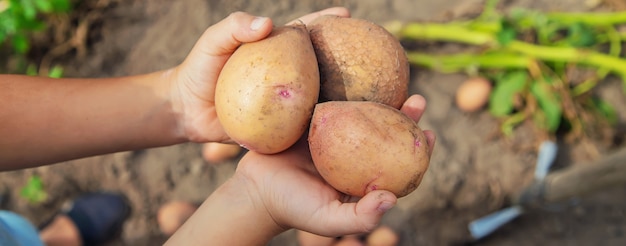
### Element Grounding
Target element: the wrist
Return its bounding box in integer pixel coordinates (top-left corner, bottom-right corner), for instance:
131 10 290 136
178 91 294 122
160 67 191 142
231 172 289 237
166 172 286 245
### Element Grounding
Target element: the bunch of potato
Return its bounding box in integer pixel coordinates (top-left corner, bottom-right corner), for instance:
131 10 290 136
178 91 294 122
215 15 430 198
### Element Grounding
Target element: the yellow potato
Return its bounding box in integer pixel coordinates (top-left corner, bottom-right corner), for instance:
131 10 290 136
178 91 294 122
157 201 197 236
366 225 399 246
308 15 409 109
455 77 492 113
308 101 430 198
201 142 242 164
215 24 320 154
335 235 365 246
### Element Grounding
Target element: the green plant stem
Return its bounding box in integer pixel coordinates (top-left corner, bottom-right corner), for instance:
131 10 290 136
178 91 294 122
572 25 622 96
396 22 626 81
502 112 528 136
397 22 496 46
506 41 626 80
407 52 532 73
546 11 626 26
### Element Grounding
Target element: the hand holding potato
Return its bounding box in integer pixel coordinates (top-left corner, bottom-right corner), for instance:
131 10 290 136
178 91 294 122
167 8 435 245
0 4 436 244
168 95 435 245
169 8 350 144
231 95 435 237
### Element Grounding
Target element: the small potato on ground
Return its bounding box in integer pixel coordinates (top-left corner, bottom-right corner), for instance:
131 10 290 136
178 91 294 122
366 225 399 246
455 77 492 113
201 142 242 164
334 235 365 246
157 201 198 236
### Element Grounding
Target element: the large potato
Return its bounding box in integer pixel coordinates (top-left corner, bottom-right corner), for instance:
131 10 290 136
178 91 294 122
215 24 320 154
308 101 430 198
308 15 409 109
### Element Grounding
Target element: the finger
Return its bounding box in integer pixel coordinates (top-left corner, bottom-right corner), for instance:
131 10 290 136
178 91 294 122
424 130 436 158
319 190 397 236
287 7 351 25
400 94 427 123
194 12 273 57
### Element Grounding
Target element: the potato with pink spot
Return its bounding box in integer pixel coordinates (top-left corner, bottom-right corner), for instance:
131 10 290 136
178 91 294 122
308 101 430 198
215 23 320 154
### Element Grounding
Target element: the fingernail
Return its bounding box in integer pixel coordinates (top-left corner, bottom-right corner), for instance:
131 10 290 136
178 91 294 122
251 17 268 31
377 201 394 213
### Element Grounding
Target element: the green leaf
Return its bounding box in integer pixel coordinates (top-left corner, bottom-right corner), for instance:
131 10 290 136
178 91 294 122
12 33 29 53
0 12 18 34
50 0 70 12
496 21 516 46
489 70 528 117
0 30 7 44
19 0 38 20
477 0 501 22
14 11 46 30
530 79 562 132
592 98 617 125
34 0 52 12
501 112 527 136
26 63 38 75
509 8 549 32
20 175 48 204
48 65 63 78
566 22 596 47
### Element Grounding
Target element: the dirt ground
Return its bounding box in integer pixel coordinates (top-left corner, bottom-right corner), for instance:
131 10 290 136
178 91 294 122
1 0 625 245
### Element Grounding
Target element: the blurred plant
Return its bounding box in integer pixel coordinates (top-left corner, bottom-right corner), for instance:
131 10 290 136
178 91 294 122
26 62 64 77
386 0 624 140
20 174 48 204
0 0 71 54
1 0 70 77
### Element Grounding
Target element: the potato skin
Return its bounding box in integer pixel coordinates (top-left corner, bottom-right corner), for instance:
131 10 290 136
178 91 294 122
456 77 492 113
366 225 399 246
308 101 430 197
202 142 242 164
308 15 409 109
215 24 320 154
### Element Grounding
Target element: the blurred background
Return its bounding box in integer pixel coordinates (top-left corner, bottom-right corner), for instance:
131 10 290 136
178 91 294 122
1 0 625 245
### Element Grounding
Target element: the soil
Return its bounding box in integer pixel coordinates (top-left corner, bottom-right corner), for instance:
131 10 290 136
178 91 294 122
1 0 625 245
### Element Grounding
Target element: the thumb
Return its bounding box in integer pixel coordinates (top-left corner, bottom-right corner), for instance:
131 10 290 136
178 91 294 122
187 12 273 62
320 190 397 236
177 12 273 93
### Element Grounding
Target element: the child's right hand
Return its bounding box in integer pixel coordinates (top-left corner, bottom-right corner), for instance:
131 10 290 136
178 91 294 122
168 8 351 144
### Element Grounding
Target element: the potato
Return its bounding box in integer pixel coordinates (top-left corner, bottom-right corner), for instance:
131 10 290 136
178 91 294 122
157 201 197 236
308 15 409 109
201 142 242 164
366 225 399 246
455 77 492 113
308 101 430 198
335 235 365 246
215 24 320 154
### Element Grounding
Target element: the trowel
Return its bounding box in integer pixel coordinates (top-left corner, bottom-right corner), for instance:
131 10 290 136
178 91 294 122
468 141 626 240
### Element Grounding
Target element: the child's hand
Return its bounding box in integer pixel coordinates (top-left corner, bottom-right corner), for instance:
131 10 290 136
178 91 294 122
170 8 351 143
234 95 436 236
